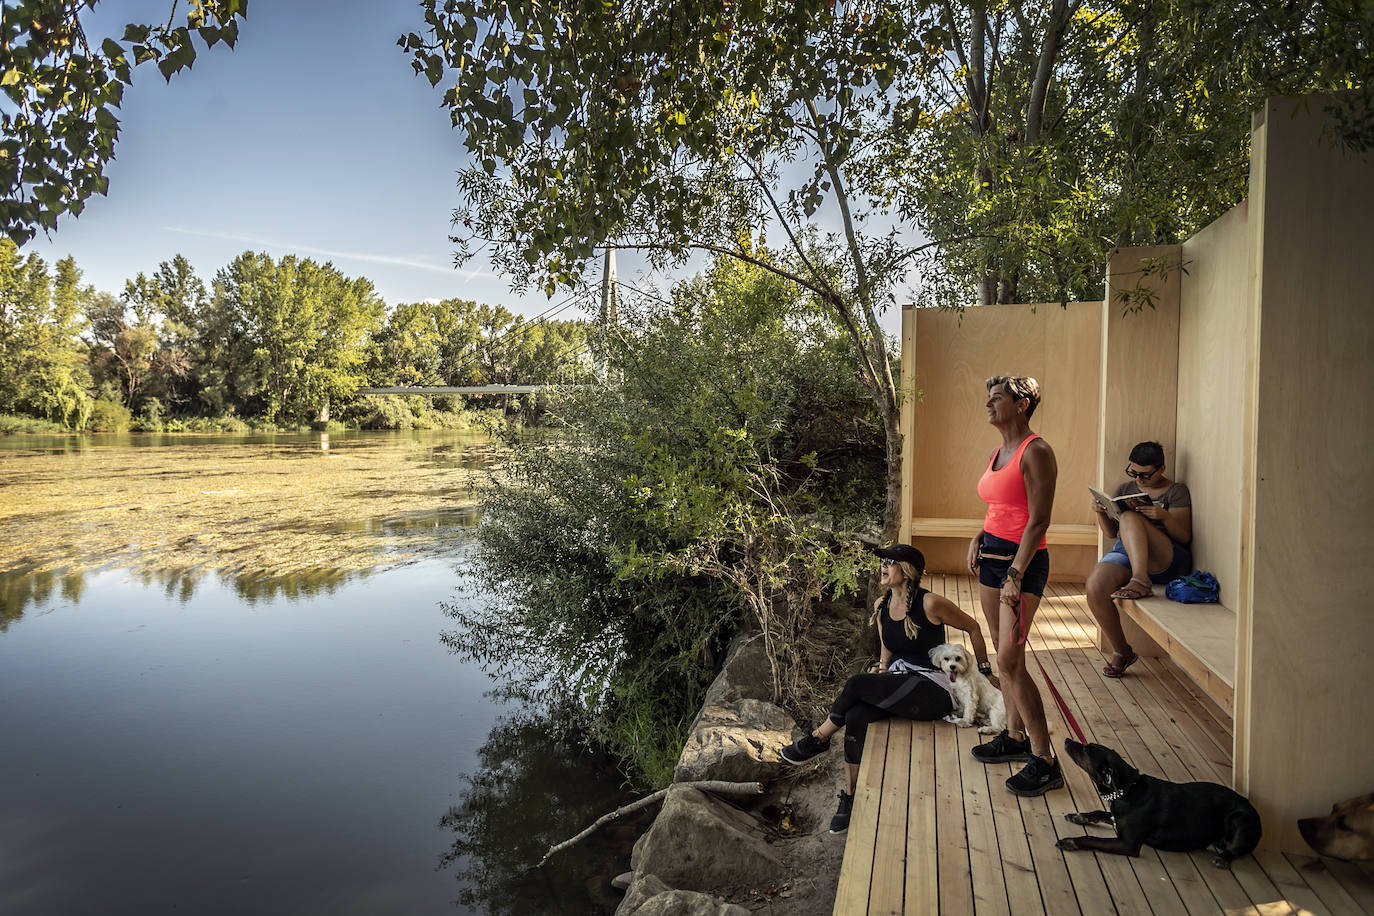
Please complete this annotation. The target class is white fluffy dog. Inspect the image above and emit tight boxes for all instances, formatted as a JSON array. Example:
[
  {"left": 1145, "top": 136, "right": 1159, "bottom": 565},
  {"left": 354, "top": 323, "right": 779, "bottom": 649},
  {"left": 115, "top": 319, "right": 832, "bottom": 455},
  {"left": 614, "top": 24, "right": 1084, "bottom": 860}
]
[{"left": 929, "top": 643, "right": 1006, "bottom": 734}]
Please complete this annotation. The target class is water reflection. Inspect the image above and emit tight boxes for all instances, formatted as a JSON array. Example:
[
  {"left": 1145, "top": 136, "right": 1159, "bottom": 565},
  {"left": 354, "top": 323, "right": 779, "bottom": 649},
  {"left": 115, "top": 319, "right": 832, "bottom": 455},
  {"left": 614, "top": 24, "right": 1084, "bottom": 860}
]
[
  {"left": 0, "top": 430, "right": 490, "bottom": 625},
  {"left": 439, "top": 703, "right": 649, "bottom": 915},
  {"left": 0, "top": 562, "right": 384, "bottom": 628},
  {"left": 0, "top": 564, "right": 86, "bottom": 631}
]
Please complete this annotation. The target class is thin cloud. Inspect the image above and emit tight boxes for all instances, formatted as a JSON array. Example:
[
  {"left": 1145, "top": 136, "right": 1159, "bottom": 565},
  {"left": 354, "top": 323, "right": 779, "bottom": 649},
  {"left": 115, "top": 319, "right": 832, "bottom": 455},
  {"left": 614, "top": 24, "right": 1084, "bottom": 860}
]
[{"left": 161, "top": 226, "right": 497, "bottom": 279}]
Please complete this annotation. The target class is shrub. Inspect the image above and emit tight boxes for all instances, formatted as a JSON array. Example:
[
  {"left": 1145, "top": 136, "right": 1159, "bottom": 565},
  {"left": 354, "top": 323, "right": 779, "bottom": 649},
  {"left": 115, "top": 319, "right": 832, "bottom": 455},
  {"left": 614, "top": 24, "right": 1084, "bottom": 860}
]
[
  {"left": 86, "top": 399, "right": 132, "bottom": 432},
  {"left": 0, "top": 413, "right": 68, "bottom": 434},
  {"left": 454, "top": 256, "right": 885, "bottom": 784}
]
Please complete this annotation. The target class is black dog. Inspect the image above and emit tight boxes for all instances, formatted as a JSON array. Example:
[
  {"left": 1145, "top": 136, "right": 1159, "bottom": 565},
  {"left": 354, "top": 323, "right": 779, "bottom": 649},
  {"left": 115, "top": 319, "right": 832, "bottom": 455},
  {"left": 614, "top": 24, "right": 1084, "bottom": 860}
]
[{"left": 1056, "top": 738, "right": 1262, "bottom": 868}]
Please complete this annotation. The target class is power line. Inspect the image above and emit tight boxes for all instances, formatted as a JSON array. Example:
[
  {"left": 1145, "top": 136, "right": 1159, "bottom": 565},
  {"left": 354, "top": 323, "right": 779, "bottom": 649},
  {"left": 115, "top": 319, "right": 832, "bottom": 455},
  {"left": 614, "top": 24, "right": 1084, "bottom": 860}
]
[{"left": 434, "top": 290, "right": 592, "bottom": 387}]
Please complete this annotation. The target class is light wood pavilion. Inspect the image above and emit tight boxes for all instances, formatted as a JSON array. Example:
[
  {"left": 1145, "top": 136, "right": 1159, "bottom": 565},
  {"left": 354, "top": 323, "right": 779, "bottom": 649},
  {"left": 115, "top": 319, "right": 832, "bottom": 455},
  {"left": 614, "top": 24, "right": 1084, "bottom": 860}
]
[{"left": 833, "top": 94, "right": 1374, "bottom": 913}]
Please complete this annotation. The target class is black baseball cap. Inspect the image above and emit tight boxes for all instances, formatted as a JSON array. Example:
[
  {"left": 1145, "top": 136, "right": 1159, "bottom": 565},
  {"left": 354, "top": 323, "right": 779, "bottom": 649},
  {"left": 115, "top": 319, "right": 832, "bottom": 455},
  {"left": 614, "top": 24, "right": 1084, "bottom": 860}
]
[{"left": 873, "top": 544, "right": 925, "bottom": 570}]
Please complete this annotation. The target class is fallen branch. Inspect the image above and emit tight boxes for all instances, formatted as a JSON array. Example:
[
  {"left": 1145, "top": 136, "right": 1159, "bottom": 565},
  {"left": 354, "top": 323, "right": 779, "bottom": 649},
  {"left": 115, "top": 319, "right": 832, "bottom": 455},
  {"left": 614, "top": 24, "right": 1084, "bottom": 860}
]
[{"left": 536, "top": 780, "right": 764, "bottom": 868}]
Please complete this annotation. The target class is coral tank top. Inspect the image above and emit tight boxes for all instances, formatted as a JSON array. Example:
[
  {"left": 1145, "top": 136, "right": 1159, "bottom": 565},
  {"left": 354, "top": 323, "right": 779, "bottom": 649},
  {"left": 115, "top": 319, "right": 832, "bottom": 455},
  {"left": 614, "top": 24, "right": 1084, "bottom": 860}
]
[{"left": 977, "top": 433, "right": 1047, "bottom": 548}]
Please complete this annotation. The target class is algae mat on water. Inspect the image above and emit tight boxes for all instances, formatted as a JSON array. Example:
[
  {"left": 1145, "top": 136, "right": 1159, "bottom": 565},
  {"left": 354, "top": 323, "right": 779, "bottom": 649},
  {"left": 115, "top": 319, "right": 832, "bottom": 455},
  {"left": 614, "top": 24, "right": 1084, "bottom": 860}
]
[{"left": 0, "top": 432, "right": 495, "bottom": 586}]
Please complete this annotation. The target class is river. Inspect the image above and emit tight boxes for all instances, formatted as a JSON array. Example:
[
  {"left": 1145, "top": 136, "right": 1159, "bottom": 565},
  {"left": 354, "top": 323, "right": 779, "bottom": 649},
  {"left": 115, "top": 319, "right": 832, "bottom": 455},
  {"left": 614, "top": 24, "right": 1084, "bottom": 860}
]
[{"left": 0, "top": 430, "right": 644, "bottom": 915}]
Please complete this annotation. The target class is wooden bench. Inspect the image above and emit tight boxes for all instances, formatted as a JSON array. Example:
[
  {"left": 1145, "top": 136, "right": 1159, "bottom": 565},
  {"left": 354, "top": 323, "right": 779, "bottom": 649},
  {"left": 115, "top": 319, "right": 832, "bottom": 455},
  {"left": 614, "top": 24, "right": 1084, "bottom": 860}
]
[
  {"left": 1112, "top": 595, "right": 1236, "bottom": 714},
  {"left": 908, "top": 517, "right": 1099, "bottom": 546}
]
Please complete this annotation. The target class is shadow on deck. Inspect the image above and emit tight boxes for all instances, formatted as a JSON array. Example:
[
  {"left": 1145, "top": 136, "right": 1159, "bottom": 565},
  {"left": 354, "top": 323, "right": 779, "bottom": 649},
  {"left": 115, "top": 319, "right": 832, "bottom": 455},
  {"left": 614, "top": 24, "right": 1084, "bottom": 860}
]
[{"left": 832, "top": 574, "right": 1374, "bottom": 915}]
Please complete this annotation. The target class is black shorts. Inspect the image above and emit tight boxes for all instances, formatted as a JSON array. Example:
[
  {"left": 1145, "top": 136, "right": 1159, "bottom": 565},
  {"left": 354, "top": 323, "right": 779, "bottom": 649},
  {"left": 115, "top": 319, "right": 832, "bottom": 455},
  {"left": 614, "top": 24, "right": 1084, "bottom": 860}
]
[{"left": 977, "top": 532, "right": 1050, "bottom": 596}]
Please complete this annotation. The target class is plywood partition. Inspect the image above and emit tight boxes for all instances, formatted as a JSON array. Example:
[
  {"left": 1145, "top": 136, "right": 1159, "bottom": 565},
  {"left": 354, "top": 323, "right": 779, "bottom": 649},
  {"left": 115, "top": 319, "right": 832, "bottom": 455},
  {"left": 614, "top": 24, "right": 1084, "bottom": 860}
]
[
  {"left": 1240, "top": 95, "right": 1374, "bottom": 853},
  {"left": 899, "top": 305, "right": 917, "bottom": 545},
  {"left": 904, "top": 301, "right": 1101, "bottom": 578},
  {"left": 895, "top": 92, "right": 1374, "bottom": 855},
  {"left": 1098, "top": 246, "right": 1181, "bottom": 529},
  {"left": 1178, "top": 204, "right": 1252, "bottom": 603}
]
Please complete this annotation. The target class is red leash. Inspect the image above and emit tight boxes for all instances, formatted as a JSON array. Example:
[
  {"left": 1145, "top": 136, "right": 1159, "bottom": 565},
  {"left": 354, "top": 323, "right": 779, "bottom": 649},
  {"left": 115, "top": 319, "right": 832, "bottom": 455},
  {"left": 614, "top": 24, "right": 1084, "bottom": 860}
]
[{"left": 1014, "top": 598, "right": 1088, "bottom": 745}]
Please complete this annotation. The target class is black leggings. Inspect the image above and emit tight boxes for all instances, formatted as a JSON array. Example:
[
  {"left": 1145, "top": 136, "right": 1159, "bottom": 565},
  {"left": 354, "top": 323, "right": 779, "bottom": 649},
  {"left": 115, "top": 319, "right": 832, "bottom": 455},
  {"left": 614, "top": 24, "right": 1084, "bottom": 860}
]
[{"left": 826, "top": 673, "right": 954, "bottom": 764}]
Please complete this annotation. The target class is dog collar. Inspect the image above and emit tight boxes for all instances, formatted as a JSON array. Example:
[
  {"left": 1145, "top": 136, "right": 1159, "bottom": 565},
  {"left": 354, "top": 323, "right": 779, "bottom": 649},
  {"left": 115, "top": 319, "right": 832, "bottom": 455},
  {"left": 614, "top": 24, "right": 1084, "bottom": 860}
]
[{"left": 1099, "top": 787, "right": 1128, "bottom": 803}]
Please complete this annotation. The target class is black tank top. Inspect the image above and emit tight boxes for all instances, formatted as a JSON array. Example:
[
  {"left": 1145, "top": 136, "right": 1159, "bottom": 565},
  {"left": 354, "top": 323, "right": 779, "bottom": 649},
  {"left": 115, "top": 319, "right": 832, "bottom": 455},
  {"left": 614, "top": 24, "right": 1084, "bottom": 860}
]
[{"left": 879, "top": 587, "right": 947, "bottom": 667}]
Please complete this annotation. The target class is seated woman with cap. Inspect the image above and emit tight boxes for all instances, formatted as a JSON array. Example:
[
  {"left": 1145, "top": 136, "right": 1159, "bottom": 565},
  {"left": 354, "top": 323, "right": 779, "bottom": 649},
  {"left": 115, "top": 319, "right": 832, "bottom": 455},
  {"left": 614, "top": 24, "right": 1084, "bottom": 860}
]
[{"left": 777, "top": 544, "right": 993, "bottom": 834}]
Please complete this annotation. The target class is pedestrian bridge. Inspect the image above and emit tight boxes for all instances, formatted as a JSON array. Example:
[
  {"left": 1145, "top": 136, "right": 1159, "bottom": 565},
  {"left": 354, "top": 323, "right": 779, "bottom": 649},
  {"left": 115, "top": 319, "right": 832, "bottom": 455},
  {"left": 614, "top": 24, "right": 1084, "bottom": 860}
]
[{"left": 355, "top": 385, "right": 550, "bottom": 395}]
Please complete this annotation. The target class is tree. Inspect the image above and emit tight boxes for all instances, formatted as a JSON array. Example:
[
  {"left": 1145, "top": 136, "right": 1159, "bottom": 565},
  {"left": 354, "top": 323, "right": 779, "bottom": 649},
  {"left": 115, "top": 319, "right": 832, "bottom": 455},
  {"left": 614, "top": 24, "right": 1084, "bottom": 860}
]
[
  {"left": 888, "top": 0, "right": 1373, "bottom": 307},
  {"left": 85, "top": 288, "right": 157, "bottom": 408},
  {"left": 406, "top": 0, "right": 934, "bottom": 540},
  {"left": 120, "top": 255, "right": 208, "bottom": 410},
  {"left": 1, "top": 0, "right": 248, "bottom": 245},
  {"left": 205, "top": 252, "right": 385, "bottom": 423},
  {"left": 406, "top": 0, "right": 1369, "bottom": 541},
  {"left": 0, "top": 240, "right": 90, "bottom": 425}
]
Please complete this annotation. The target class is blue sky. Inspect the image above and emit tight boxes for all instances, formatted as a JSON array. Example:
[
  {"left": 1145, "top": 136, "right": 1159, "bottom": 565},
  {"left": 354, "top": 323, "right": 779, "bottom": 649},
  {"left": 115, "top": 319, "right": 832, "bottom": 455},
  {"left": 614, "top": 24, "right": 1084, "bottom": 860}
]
[{"left": 20, "top": 1, "right": 905, "bottom": 338}]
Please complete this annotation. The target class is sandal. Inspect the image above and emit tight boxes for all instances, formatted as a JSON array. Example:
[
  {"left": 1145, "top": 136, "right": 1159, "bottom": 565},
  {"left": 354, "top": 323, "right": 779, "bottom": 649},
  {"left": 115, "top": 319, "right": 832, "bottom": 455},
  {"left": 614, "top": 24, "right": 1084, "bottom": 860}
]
[
  {"left": 1103, "top": 648, "right": 1139, "bottom": 678},
  {"left": 1111, "top": 577, "right": 1154, "bottom": 600}
]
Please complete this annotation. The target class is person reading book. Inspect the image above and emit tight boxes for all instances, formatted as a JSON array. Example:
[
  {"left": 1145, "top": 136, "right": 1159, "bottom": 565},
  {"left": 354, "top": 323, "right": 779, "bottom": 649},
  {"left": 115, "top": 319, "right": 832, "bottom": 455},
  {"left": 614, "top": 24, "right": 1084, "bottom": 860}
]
[{"left": 1085, "top": 441, "right": 1194, "bottom": 677}]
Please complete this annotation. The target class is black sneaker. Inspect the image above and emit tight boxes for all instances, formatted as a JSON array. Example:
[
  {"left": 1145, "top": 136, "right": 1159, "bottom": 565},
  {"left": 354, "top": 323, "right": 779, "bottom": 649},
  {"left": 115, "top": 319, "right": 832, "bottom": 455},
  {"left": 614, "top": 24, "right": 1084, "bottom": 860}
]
[
  {"left": 829, "top": 791, "right": 854, "bottom": 833},
  {"left": 779, "top": 733, "right": 831, "bottom": 764},
  {"left": 1006, "top": 755, "right": 1064, "bottom": 796},
  {"left": 970, "top": 730, "right": 1034, "bottom": 763}
]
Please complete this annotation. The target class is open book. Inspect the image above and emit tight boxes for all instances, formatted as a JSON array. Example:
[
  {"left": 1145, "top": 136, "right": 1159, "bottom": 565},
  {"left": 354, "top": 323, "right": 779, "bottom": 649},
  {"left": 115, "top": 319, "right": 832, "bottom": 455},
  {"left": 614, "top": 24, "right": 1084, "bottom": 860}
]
[{"left": 1089, "top": 486, "right": 1154, "bottom": 521}]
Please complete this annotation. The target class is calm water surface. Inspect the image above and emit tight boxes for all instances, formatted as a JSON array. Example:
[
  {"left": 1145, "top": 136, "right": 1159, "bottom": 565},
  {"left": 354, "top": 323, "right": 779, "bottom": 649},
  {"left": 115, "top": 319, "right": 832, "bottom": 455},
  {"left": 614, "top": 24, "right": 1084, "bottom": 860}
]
[{"left": 0, "top": 432, "right": 640, "bottom": 915}]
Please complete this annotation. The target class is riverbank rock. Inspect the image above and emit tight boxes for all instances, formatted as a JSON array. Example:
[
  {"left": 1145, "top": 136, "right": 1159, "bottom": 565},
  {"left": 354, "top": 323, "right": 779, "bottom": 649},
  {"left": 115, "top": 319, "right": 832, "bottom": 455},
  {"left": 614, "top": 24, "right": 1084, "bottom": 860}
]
[
  {"left": 674, "top": 698, "right": 795, "bottom": 784},
  {"left": 631, "top": 785, "right": 783, "bottom": 891},
  {"left": 675, "top": 632, "right": 796, "bottom": 784},
  {"left": 617, "top": 875, "right": 749, "bottom": 916},
  {"left": 696, "top": 632, "right": 774, "bottom": 714}
]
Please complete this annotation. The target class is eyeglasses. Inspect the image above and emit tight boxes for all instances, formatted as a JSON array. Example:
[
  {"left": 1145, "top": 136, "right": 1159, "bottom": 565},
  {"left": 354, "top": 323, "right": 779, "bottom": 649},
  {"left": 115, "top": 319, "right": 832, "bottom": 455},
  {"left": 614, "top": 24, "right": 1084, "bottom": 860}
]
[
  {"left": 880, "top": 558, "right": 894, "bottom": 568},
  {"left": 1124, "top": 466, "right": 1159, "bottom": 480}
]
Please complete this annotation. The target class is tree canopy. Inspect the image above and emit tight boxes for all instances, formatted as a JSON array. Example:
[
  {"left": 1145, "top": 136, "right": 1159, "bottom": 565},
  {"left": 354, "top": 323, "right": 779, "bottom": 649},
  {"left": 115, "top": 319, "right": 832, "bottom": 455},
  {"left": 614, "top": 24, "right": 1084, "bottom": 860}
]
[
  {"left": 0, "top": 241, "right": 592, "bottom": 430},
  {"left": 407, "top": 0, "right": 1369, "bottom": 538},
  {"left": 1, "top": 0, "right": 248, "bottom": 245}
]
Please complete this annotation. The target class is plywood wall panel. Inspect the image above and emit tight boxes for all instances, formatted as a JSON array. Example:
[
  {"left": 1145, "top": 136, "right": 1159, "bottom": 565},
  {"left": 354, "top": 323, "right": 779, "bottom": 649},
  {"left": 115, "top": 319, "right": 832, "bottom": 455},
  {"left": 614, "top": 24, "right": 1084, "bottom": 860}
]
[
  {"left": 1242, "top": 95, "right": 1374, "bottom": 853},
  {"left": 1178, "top": 202, "right": 1252, "bottom": 596},
  {"left": 908, "top": 302, "right": 1102, "bottom": 526},
  {"left": 1099, "top": 247, "right": 1181, "bottom": 541}
]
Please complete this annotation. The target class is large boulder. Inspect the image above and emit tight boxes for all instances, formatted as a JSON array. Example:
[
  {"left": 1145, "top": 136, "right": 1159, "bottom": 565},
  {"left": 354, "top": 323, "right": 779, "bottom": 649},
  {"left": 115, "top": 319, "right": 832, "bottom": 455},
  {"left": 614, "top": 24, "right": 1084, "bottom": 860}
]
[
  {"left": 630, "top": 785, "right": 783, "bottom": 892},
  {"left": 673, "top": 698, "right": 795, "bottom": 783},
  {"left": 697, "top": 633, "right": 774, "bottom": 716},
  {"left": 617, "top": 875, "right": 750, "bottom": 916}
]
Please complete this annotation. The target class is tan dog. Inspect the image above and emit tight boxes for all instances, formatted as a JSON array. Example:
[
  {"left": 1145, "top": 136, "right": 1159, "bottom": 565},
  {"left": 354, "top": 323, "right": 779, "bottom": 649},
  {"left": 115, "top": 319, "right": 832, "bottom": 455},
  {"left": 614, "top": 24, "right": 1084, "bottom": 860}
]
[{"left": 1299, "top": 792, "right": 1374, "bottom": 860}]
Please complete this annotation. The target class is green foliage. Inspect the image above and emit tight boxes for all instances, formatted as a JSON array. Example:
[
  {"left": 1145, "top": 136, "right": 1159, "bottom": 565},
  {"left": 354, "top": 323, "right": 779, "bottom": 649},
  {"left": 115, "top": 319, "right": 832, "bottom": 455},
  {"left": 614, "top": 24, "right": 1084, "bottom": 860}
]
[
  {"left": 0, "top": 244, "right": 591, "bottom": 431},
  {"left": 407, "top": 0, "right": 922, "bottom": 536},
  {"left": 455, "top": 257, "right": 883, "bottom": 784},
  {"left": 1, "top": 1, "right": 248, "bottom": 245},
  {"left": 0, "top": 412, "right": 66, "bottom": 433},
  {"left": 406, "top": 0, "right": 1368, "bottom": 329},
  {"left": 887, "top": 0, "right": 1371, "bottom": 307},
  {"left": 0, "top": 239, "right": 91, "bottom": 427},
  {"left": 85, "top": 397, "right": 130, "bottom": 431},
  {"left": 201, "top": 252, "right": 386, "bottom": 424},
  {"left": 365, "top": 297, "right": 589, "bottom": 389}
]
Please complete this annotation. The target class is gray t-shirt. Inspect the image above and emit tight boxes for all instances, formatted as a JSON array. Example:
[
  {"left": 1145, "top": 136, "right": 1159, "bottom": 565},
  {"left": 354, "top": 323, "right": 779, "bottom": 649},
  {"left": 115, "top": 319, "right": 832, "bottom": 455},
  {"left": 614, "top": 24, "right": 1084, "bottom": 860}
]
[{"left": 1113, "top": 479, "right": 1191, "bottom": 543}]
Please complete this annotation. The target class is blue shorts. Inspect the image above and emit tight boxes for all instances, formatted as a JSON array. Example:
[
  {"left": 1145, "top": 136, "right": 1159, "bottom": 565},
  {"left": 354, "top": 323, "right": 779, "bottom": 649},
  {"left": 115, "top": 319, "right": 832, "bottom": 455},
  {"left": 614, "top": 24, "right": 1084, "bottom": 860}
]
[
  {"left": 1100, "top": 539, "right": 1192, "bottom": 584},
  {"left": 977, "top": 532, "right": 1050, "bottom": 597}
]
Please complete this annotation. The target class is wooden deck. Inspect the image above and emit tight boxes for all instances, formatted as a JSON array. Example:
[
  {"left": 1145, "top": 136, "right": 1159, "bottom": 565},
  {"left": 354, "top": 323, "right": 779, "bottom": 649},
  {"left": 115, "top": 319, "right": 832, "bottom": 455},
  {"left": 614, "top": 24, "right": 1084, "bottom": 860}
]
[{"left": 833, "top": 575, "right": 1374, "bottom": 916}]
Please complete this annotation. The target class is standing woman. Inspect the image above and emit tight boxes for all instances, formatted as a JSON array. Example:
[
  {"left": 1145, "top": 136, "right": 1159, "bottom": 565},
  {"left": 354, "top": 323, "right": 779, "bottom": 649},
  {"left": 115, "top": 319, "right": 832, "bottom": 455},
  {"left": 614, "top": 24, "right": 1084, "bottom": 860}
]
[
  {"left": 965, "top": 375, "right": 1062, "bottom": 795},
  {"left": 778, "top": 544, "right": 994, "bottom": 833}
]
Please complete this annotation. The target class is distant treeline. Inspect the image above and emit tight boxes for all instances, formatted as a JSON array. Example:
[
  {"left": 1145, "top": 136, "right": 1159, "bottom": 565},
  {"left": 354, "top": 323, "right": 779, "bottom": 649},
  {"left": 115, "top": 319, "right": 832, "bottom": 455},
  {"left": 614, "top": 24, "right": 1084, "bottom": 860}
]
[{"left": 0, "top": 240, "right": 591, "bottom": 431}]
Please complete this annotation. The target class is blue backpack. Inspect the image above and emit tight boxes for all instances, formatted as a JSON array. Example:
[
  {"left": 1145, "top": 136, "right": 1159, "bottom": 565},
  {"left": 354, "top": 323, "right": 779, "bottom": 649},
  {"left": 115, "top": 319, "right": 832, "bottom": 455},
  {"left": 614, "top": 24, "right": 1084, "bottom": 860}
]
[{"left": 1166, "top": 571, "right": 1220, "bottom": 604}]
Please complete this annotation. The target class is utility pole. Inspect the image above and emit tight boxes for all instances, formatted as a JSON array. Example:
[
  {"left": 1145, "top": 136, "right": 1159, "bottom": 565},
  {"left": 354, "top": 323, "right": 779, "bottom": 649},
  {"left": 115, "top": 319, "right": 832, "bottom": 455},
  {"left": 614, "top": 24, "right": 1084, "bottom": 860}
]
[
  {"left": 599, "top": 245, "right": 619, "bottom": 328},
  {"left": 596, "top": 246, "right": 619, "bottom": 380}
]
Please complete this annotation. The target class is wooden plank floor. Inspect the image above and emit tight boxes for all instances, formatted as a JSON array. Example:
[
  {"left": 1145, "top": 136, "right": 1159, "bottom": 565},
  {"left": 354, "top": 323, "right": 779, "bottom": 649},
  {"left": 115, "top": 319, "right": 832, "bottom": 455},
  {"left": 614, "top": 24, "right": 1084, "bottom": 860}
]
[{"left": 832, "top": 575, "right": 1374, "bottom": 916}]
